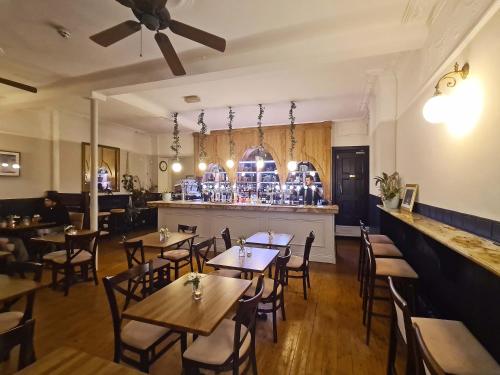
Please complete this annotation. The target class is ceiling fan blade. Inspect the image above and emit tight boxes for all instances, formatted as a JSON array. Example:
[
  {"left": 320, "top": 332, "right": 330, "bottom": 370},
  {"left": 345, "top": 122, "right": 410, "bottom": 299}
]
[
  {"left": 169, "top": 20, "right": 226, "bottom": 52},
  {"left": 115, "top": 0, "right": 135, "bottom": 8},
  {"left": 90, "top": 20, "right": 141, "bottom": 47},
  {"left": 155, "top": 32, "right": 186, "bottom": 76},
  {"left": 134, "top": 0, "right": 166, "bottom": 14},
  {"left": 0, "top": 77, "right": 37, "bottom": 93}
]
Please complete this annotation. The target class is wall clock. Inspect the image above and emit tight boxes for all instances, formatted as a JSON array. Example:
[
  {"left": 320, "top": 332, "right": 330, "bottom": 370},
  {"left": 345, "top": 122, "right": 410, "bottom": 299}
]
[{"left": 159, "top": 160, "right": 168, "bottom": 172}]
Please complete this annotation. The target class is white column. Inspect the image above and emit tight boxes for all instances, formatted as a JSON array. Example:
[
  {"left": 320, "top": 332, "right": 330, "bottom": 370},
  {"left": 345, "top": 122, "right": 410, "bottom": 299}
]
[
  {"left": 50, "top": 109, "right": 60, "bottom": 191},
  {"left": 90, "top": 98, "right": 99, "bottom": 232}
]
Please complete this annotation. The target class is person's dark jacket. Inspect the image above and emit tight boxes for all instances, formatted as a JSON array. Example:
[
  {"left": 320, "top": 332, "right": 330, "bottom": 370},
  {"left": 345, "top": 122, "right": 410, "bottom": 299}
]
[
  {"left": 41, "top": 204, "right": 71, "bottom": 226},
  {"left": 299, "top": 186, "right": 323, "bottom": 205}
]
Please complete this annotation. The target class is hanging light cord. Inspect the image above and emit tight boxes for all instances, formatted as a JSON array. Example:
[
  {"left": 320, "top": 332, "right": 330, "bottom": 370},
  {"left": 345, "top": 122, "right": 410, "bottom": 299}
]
[
  {"left": 228, "top": 107, "right": 235, "bottom": 159},
  {"left": 171, "top": 112, "right": 181, "bottom": 160},
  {"left": 289, "top": 101, "right": 297, "bottom": 159}
]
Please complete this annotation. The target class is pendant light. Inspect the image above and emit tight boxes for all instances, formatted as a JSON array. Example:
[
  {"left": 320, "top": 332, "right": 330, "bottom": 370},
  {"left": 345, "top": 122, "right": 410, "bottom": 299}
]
[
  {"left": 226, "top": 106, "right": 235, "bottom": 169},
  {"left": 256, "top": 104, "right": 265, "bottom": 170},
  {"left": 287, "top": 101, "right": 298, "bottom": 171},
  {"left": 171, "top": 112, "right": 182, "bottom": 173},
  {"left": 198, "top": 109, "right": 208, "bottom": 171}
]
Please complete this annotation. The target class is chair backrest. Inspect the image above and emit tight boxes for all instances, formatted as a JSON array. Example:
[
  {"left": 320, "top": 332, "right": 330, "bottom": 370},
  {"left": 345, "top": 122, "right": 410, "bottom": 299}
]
[
  {"left": 123, "top": 240, "right": 145, "bottom": 269},
  {"left": 413, "top": 323, "right": 446, "bottom": 375},
  {"left": 388, "top": 276, "right": 413, "bottom": 344},
  {"left": 220, "top": 227, "right": 232, "bottom": 250},
  {"left": 271, "top": 248, "right": 291, "bottom": 297},
  {"left": 69, "top": 211, "right": 84, "bottom": 230},
  {"left": 359, "top": 222, "right": 368, "bottom": 251},
  {"left": 178, "top": 224, "right": 197, "bottom": 234},
  {"left": 64, "top": 230, "right": 100, "bottom": 264},
  {"left": 302, "top": 231, "right": 315, "bottom": 264},
  {"left": 3, "top": 262, "right": 43, "bottom": 323},
  {"left": 232, "top": 275, "right": 264, "bottom": 369},
  {"left": 0, "top": 319, "right": 36, "bottom": 371},
  {"left": 192, "top": 237, "right": 216, "bottom": 273},
  {"left": 102, "top": 262, "right": 154, "bottom": 359},
  {"left": 363, "top": 233, "right": 376, "bottom": 280}
]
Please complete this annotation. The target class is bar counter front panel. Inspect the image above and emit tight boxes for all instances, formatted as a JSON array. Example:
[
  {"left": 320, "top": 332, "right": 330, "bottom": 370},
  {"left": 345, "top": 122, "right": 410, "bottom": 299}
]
[
  {"left": 379, "top": 207, "right": 500, "bottom": 361},
  {"left": 149, "top": 201, "right": 338, "bottom": 264}
]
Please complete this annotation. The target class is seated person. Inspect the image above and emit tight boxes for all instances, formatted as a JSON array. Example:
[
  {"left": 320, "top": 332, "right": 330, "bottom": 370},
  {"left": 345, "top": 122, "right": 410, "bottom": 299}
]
[
  {"left": 40, "top": 191, "right": 71, "bottom": 228},
  {"left": 0, "top": 237, "right": 29, "bottom": 262},
  {"left": 299, "top": 175, "right": 324, "bottom": 205}
]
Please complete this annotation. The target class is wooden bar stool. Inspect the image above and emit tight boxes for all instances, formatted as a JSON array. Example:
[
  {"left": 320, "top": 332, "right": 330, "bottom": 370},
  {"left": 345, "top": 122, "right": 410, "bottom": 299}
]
[
  {"left": 362, "top": 234, "right": 418, "bottom": 345},
  {"left": 359, "top": 224, "right": 403, "bottom": 297},
  {"left": 387, "top": 276, "right": 500, "bottom": 375}
]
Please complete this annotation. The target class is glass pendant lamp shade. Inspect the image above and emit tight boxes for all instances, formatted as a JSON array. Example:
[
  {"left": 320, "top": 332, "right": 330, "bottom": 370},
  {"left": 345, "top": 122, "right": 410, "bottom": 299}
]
[
  {"left": 198, "top": 161, "right": 207, "bottom": 171},
  {"left": 172, "top": 160, "right": 182, "bottom": 173},
  {"left": 255, "top": 157, "right": 265, "bottom": 170},
  {"left": 226, "top": 159, "right": 235, "bottom": 169},
  {"left": 287, "top": 160, "right": 298, "bottom": 172}
]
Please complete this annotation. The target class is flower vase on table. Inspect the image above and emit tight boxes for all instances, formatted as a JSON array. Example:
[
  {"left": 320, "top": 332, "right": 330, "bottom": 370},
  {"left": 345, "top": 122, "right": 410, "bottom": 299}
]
[
  {"left": 236, "top": 237, "right": 246, "bottom": 257},
  {"left": 159, "top": 227, "right": 170, "bottom": 243},
  {"left": 185, "top": 273, "right": 202, "bottom": 300}
]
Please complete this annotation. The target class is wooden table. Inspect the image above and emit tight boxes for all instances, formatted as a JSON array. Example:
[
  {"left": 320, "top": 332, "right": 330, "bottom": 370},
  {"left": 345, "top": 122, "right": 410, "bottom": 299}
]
[
  {"left": 0, "top": 250, "right": 11, "bottom": 259},
  {"left": 123, "top": 274, "right": 251, "bottom": 340},
  {"left": 0, "top": 222, "right": 56, "bottom": 234},
  {"left": 0, "top": 274, "right": 42, "bottom": 303},
  {"left": 31, "top": 230, "right": 95, "bottom": 246},
  {"left": 128, "top": 231, "right": 198, "bottom": 257},
  {"left": 15, "top": 346, "right": 143, "bottom": 374},
  {"left": 207, "top": 246, "right": 279, "bottom": 273},
  {"left": 245, "top": 232, "right": 294, "bottom": 248}
]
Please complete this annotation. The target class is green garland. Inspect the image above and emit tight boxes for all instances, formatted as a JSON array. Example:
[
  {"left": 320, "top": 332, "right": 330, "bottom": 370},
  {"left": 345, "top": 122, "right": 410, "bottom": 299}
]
[
  {"left": 170, "top": 112, "right": 181, "bottom": 159},
  {"left": 227, "top": 106, "right": 235, "bottom": 159},
  {"left": 198, "top": 109, "right": 207, "bottom": 160},
  {"left": 257, "top": 104, "right": 264, "bottom": 151},
  {"left": 289, "top": 101, "right": 297, "bottom": 159}
]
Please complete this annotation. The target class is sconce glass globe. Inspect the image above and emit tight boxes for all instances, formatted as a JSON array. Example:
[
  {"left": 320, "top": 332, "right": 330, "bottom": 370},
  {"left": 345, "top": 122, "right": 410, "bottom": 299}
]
[
  {"left": 198, "top": 161, "right": 207, "bottom": 171},
  {"left": 287, "top": 160, "right": 298, "bottom": 172},
  {"left": 172, "top": 161, "right": 182, "bottom": 173},
  {"left": 422, "top": 94, "right": 451, "bottom": 124},
  {"left": 226, "top": 159, "right": 235, "bottom": 169},
  {"left": 255, "top": 157, "right": 265, "bottom": 170}
]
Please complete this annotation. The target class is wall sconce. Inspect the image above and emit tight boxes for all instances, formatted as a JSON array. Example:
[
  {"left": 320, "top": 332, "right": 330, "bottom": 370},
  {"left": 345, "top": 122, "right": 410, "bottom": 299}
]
[{"left": 422, "top": 62, "right": 469, "bottom": 124}]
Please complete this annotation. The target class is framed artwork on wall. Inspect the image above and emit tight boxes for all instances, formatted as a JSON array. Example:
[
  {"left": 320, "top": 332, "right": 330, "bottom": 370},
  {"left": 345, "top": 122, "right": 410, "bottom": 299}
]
[
  {"left": 81, "top": 143, "right": 120, "bottom": 192},
  {"left": 0, "top": 150, "right": 21, "bottom": 177},
  {"left": 401, "top": 184, "right": 418, "bottom": 212}
]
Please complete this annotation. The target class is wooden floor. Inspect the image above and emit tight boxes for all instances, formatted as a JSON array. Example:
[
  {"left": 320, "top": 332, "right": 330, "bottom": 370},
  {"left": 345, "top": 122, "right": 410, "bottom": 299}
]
[{"left": 1, "top": 233, "right": 401, "bottom": 375}]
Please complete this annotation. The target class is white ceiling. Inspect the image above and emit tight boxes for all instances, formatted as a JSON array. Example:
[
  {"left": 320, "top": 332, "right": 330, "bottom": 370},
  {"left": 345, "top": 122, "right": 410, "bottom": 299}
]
[{"left": 0, "top": 0, "right": 443, "bottom": 132}]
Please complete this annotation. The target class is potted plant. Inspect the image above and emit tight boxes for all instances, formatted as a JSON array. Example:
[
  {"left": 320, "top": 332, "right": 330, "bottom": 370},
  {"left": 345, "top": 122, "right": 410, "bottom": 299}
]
[{"left": 374, "top": 172, "right": 402, "bottom": 209}]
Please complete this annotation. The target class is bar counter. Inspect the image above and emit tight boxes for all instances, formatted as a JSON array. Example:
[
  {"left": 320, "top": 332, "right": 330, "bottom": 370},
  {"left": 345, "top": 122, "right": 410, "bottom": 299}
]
[{"left": 148, "top": 200, "right": 339, "bottom": 263}]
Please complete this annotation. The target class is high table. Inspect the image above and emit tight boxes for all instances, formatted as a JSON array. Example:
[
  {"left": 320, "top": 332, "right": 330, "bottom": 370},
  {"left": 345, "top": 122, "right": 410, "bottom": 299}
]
[
  {"left": 378, "top": 205, "right": 500, "bottom": 361},
  {"left": 122, "top": 274, "right": 251, "bottom": 352},
  {"left": 15, "top": 346, "right": 144, "bottom": 374},
  {"left": 148, "top": 200, "right": 338, "bottom": 263}
]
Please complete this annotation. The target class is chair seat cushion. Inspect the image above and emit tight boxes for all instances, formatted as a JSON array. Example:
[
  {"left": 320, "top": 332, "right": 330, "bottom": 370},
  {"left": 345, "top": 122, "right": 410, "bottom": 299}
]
[
  {"left": 286, "top": 255, "right": 304, "bottom": 270},
  {"left": 0, "top": 311, "right": 23, "bottom": 333},
  {"left": 183, "top": 319, "right": 251, "bottom": 366},
  {"left": 42, "top": 250, "right": 67, "bottom": 261},
  {"left": 411, "top": 318, "right": 500, "bottom": 374},
  {"left": 372, "top": 243, "right": 403, "bottom": 258},
  {"left": 376, "top": 258, "right": 418, "bottom": 279},
  {"left": 210, "top": 269, "right": 242, "bottom": 279},
  {"left": 159, "top": 249, "right": 190, "bottom": 261},
  {"left": 51, "top": 250, "right": 92, "bottom": 264},
  {"left": 244, "top": 276, "right": 281, "bottom": 299},
  {"left": 121, "top": 320, "right": 170, "bottom": 350},
  {"left": 368, "top": 234, "right": 393, "bottom": 244}
]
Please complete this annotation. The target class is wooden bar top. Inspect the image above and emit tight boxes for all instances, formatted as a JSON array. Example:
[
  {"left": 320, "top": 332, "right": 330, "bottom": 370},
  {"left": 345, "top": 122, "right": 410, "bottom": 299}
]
[
  {"left": 148, "top": 200, "right": 339, "bottom": 214},
  {"left": 378, "top": 205, "right": 500, "bottom": 276}
]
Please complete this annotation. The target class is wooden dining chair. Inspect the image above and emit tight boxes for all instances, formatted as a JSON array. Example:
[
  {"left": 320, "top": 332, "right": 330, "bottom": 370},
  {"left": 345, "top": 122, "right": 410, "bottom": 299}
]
[
  {"left": 221, "top": 227, "right": 232, "bottom": 250},
  {"left": 124, "top": 240, "right": 170, "bottom": 292},
  {"left": 69, "top": 212, "right": 84, "bottom": 230},
  {"left": 46, "top": 231, "right": 100, "bottom": 296},
  {"left": 413, "top": 323, "right": 446, "bottom": 375},
  {"left": 102, "top": 261, "right": 180, "bottom": 373},
  {"left": 245, "top": 248, "right": 291, "bottom": 343},
  {"left": 183, "top": 276, "right": 264, "bottom": 375},
  {"left": 159, "top": 224, "right": 197, "bottom": 280},
  {"left": 285, "top": 231, "right": 315, "bottom": 300},
  {"left": 362, "top": 234, "right": 418, "bottom": 345},
  {"left": 192, "top": 237, "right": 241, "bottom": 278},
  {"left": 0, "top": 319, "right": 35, "bottom": 371},
  {"left": 0, "top": 262, "right": 42, "bottom": 334}
]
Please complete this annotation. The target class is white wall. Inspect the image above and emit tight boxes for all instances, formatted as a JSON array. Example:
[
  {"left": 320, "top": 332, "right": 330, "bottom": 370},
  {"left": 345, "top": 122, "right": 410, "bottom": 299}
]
[{"left": 331, "top": 119, "right": 369, "bottom": 147}]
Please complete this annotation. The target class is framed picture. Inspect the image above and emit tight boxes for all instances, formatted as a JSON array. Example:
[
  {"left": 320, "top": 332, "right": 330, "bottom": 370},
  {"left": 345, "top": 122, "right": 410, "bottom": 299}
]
[
  {"left": 0, "top": 150, "right": 21, "bottom": 177},
  {"left": 81, "top": 143, "right": 120, "bottom": 192},
  {"left": 401, "top": 184, "right": 418, "bottom": 212}
]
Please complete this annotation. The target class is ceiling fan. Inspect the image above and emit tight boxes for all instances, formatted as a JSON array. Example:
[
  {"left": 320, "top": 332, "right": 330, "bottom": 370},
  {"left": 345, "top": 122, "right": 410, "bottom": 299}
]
[
  {"left": 0, "top": 77, "right": 37, "bottom": 93},
  {"left": 90, "top": 0, "right": 226, "bottom": 76}
]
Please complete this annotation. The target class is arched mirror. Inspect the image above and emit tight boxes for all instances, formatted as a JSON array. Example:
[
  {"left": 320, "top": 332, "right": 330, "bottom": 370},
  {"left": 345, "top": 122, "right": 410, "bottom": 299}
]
[
  {"left": 236, "top": 147, "right": 280, "bottom": 203},
  {"left": 201, "top": 163, "right": 231, "bottom": 201},
  {"left": 285, "top": 161, "right": 323, "bottom": 196}
]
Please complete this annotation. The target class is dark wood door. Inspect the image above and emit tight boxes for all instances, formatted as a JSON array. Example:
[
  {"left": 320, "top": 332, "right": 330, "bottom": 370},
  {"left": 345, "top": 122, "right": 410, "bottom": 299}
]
[{"left": 333, "top": 146, "right": 369, "bottom": 226}]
